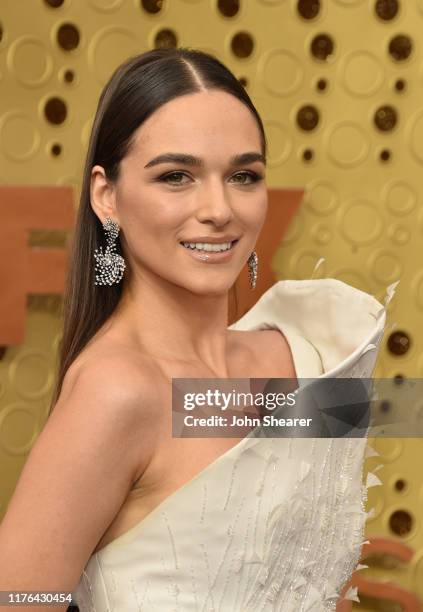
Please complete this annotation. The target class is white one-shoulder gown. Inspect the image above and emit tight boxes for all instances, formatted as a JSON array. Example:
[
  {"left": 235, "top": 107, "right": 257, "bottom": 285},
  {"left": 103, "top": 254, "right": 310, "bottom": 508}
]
[{"left": 72, "top": 278, "right": 392, "bottom": 612}]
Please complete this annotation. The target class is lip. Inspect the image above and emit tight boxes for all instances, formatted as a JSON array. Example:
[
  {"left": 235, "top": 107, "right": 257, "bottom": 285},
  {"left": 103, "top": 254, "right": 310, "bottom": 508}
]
[
  {"left": 180, "top": 239, "right": 239, "bottom": 263},
  {"left": 180, "top": 235, "right": 240, "bottom": 244}
]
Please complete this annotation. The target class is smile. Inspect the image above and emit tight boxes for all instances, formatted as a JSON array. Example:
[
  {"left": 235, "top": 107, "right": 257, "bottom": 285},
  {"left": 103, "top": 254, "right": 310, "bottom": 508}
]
[
  {"left": 181, "top": 240, "right": 236, "bottom": 252},
  {"left": 179, "top": 239, "right": 239, "bottom": 262}
]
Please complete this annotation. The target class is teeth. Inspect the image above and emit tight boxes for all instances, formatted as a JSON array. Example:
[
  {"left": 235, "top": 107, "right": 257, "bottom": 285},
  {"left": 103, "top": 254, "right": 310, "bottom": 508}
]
[{"left": 181, "top": 241, "right": 233, "bottom": 252}]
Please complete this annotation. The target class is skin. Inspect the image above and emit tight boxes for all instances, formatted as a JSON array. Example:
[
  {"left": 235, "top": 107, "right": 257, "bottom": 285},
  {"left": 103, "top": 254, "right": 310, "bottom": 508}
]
[
  {"left": 85, "top": 89, "right": 296, "bottom": 551},
  {"left": 90, "top": 89, "right": 268, "bottom": 377},
  {"left": 0, "top": 90, "right": 297, "bottom": 599}
]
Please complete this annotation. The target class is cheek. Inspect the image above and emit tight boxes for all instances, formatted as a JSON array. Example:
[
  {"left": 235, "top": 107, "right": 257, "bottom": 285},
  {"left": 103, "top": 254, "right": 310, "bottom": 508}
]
[
  {"left": 234, "top": 192, "right": 268, "bottom": 231},
  {"left": 118, "top": 187, "right": 186, "bottom": 252}
]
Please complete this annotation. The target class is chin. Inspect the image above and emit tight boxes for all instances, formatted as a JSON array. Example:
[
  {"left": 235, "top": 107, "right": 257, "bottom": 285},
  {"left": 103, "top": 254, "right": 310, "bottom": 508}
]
[{"left": 181, "top": 276, "right": 234, "bottom": 296}]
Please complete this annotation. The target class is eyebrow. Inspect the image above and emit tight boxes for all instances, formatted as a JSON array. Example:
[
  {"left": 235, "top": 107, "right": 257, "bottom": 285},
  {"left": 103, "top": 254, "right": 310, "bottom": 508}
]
[{"left": 144, "top": 151, "right": 266, "bottom": 169}]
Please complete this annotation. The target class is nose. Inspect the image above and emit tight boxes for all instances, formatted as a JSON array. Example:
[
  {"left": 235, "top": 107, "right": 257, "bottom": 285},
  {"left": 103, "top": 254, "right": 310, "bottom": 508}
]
[{"left": 195, "top": 178, "right": 234, "bottom": 227}]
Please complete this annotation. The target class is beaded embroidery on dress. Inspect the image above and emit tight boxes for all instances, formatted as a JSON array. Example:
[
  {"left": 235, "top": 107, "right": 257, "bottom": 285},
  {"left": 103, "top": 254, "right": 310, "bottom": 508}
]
[{"left": 72, "top": 278, "right": 395, "bottom": 612}]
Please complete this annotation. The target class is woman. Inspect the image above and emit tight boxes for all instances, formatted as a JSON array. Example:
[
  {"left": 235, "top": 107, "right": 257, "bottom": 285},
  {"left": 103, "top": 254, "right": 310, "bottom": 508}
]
[{"left": 0, "top": 48, "right": 390, "bottom": 611}]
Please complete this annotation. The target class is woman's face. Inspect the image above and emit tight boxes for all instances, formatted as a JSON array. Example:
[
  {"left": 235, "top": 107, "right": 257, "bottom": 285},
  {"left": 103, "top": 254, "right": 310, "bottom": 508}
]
[{"left": 95, "top": 89, "right": 267, "bottom": 295}]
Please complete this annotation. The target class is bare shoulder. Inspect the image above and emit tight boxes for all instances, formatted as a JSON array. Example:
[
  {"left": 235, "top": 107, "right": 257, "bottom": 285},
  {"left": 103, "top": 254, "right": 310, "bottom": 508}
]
[
  {"left": 0, "top": 345, "right": 162, "bottom": 596},
  {"left": 57, "top": 343, "right": 161, "bottom": 417}
]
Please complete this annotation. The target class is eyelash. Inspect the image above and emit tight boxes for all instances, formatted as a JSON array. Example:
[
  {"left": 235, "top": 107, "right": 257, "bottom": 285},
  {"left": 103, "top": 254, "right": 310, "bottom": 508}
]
[{"left": 157, "top": 170, "right": 264, "bottom": 187}]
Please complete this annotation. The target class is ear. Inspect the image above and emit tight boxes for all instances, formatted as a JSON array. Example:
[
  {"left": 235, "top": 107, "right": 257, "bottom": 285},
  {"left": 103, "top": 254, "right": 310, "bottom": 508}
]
[{"left": 90, "top": 165, "right": 119, "bottom": 225}]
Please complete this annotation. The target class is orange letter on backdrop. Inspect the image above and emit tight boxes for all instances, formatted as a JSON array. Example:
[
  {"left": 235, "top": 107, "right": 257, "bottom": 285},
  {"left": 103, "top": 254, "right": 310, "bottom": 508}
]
[
  {"left": 336, "top": 537, "right": 421, "bottom": 611},
  {"left": 0, "top": 185, "right": 74, "bottom": 346}
]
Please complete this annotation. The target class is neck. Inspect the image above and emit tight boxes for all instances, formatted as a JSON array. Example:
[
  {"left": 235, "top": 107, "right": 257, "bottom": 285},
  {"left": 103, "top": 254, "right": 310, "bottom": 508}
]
[{"left": 111, "top": 272, "right": 234, "bottom": 377}]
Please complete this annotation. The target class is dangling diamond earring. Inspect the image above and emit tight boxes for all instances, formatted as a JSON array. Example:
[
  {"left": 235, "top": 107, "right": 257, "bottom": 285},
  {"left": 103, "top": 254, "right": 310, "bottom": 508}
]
[
  {"left": 247, "top": 251, "right": 258, "bottom": 290},
  {"left": 94, "top": 217, "right": 126, "bottom": 286}
]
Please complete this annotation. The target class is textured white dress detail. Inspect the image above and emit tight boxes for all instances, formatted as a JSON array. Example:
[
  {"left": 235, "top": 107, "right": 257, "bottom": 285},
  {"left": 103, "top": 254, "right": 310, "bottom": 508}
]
[{"left": 72, "top": 278, "right": 393, "bottom": 612}]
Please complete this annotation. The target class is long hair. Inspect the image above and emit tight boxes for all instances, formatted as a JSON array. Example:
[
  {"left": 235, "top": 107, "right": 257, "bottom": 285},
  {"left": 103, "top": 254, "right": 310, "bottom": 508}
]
[{"left": 49, "top": 47, "right": 268, "bottom": 414}]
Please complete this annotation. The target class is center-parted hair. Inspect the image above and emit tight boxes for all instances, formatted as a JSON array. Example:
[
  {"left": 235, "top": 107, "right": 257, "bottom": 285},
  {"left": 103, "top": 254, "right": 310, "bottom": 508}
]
[{"left": 50, "top": 47, "right": 268, "bottom": 413}]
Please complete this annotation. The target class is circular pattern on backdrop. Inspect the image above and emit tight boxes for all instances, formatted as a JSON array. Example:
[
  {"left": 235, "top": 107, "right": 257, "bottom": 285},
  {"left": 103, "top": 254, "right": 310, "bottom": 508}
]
[
  {"left": 0, "top": 111, "right": 41, "bottom": 161},
  {"left": 262, "top": 120, "right": 292, "bottom": 166},
  {"left": 9, "top": 351, "right": 53, "bottom": 400},
  {"left": 310, "top": 223, "right": 332, "bottom": 245},
  {"left": 291, "top": 249, "right": 327, "bottom": 278},
  {"left": 7, "top": 36, "right": 53, "bottom": 87},
  {"left": 406, "top": 108, "right": 423, "bottom": 164},
  {"left": 325, "top": 121, "right": 370, "bottom": 167},
  {"left": 388, "top": 223, "right": 410, "bottom": 246},
  {"left": 0, "top": 403, "right": 39, "bottom": 456},
  {"left": 340, "top": 50, "right": 384, "bottom": 97},
  {"left": 382, "top": 179, "right": 417, "bottom": 217},
  {"left": 339, "top": 199, "right": 383, "bottom": 246},
  {"left": 369, "top": 249, "right": 402, "bottom": 285},
  {"left": 304, "top": 180, "right": 339, "bottom": 216},
  {"left": 259, "top": 49, "right": 304, "bottom": 96},
  {"left": 88, "top": 26, "right": 140, "bottom": 85},
  {"left": 371, "top": 437, "right": 403, "bottom": 462}
]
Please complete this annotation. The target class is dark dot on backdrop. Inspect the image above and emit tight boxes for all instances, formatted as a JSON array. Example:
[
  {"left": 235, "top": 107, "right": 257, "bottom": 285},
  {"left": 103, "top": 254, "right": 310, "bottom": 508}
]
[
  {"left": 297, "top": 105, "right": 320, "bottom": 131},
  {"left": 51, "top": 143, "right": 62, "bottom": 157},
  {"left": 44, "top": 97, "right": 67, "bottom": 125},
  {"left": 44, "top": 0, "right": 65, "bottom": 7},
  {"left": 303, "top": 149, "right": 314, "bottom": 162},
  {"left": 316, "top": 78, "right": 327, "bottom": 91},
  {"left": 141, "top": 0, "right": 163, "bottom": 13},
  {"left": 374, "top": 105, "right": 398, "bottom": 132},
  {"left": 394, "top": 78, "right": 406, "bottom": 92},
  {"left": 394, "top": 479, "right": 407, "bottom": 492},
  {"left": 388, "top": 34, "right": 413, "bottom": 61},
  {"left": 218, "top": 0, "right": 240, "bottom": 17},
  {"left": 57, "top": 23, "right": 80, "bottom": 51},
  {"left": 63, "top": 69, "right": 75, "bottom": 83},
  {"left": 387, "top": 330, "right": 411, "bottom": 355},
  {"left": 375, "top": 0, "right": 399, "bottom": 20},
  {"left": 231, "top": 31, "right": 254, "bottom": 58},
  {"left": 297, "top": 0, "right": 320, "bottom": 20},
  {"left": 389, "top": 509, "right": 413, "bottom": 537},
  {"left": 393, "top": 373, "right": 405, "bottom": 385},
  {"left": 380, "top": 149, "right": 391, "bottom": 162},
  {"left": 154, "top": 29, "right": 177, "bottom": 49},
  {"left": 311, "top": 34, "right": 334, "bottom": 61}
]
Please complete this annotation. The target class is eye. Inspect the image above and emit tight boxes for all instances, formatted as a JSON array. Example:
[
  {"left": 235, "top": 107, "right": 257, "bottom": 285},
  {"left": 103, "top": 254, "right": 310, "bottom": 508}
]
[
  {"left": 156, "top": 169, "right": 264, "bottom": 187},
  {"left": 157, "top": 171, "right": 190, "bottom": 186},
  {"left": 231, "top": 171, "right": 264, "bottom": 185}
]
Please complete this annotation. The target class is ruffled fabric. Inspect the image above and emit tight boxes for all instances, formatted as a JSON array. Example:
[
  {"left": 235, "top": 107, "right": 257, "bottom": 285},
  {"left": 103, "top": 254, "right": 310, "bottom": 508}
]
[{"left": 72, "top": 278, "right": 396, "bottom": 611}]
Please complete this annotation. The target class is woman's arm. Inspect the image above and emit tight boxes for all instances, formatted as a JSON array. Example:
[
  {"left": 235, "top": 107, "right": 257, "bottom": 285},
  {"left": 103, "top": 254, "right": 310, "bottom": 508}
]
[{"left": 0, "top": 357, "right": 154, "bottom": 611}]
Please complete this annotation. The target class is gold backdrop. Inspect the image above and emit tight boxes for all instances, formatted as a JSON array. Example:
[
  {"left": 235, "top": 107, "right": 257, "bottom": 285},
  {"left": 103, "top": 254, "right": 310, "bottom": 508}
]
[{"left": 0, "top": 0, "right": 422, "bottom": 608}]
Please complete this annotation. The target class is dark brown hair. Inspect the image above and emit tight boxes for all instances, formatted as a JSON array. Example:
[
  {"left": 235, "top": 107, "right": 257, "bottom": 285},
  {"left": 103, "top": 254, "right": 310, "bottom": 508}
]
[{"left": 49, "top": 47, "right": 268, "bottom": 414}]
